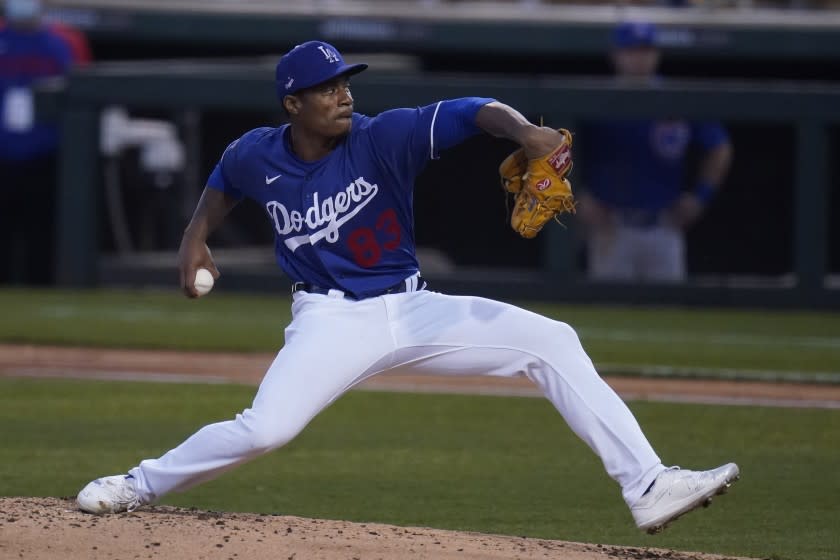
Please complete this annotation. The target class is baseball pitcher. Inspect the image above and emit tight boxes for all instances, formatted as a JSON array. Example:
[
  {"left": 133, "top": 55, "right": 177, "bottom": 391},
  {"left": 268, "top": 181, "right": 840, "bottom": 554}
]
[{"left": 77, "top": 41, "right": 738, "bottom": 534}]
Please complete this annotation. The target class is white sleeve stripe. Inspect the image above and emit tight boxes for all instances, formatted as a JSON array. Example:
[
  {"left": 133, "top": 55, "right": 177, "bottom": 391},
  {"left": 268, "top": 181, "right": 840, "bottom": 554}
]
[{"left": 429, "top": 101, "right": 443, "bottom": 160}]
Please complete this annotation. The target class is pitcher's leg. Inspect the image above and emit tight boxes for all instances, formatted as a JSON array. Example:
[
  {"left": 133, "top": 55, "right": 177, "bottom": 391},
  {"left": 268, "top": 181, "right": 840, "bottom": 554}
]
[
  {"left": 128, "top": 353, "right": 323, "bottom": 502},
  {"left": 516, "top": 326, "right": 664, "bottom": 506},
  {"left": 129, "top": 295, "right": 394, "bottom": 503},
  {"left": 389, "top": 292, "right": 664, "bottom": 506}
]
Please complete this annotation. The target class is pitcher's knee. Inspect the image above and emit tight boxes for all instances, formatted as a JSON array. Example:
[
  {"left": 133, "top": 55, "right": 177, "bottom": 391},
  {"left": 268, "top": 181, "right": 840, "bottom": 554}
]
[
  {"left": 538, "top": 320, "right": 590, "bottom": 365},
  {"left": 239, "top": 411, "right": 305, "bottom": 453},
  {"left": 537, "top": 319, "right": 583, "bottom": 349}
]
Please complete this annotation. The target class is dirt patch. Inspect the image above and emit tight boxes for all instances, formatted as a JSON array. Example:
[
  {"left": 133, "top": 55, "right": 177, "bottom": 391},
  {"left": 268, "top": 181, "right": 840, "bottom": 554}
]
[{"left": 0, "top": 497, "right": 752, "bottom": 560}]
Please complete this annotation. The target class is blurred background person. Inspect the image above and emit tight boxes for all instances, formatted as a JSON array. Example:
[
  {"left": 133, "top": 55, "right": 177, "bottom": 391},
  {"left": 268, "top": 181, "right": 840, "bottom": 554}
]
[
  {"left": 577, "top": 21, "right": 734, "bottom": 284},
  {"left": 0, "top": 0, "right": 87, "bottom": 284},
  {"left": 48, "top": 13, "right": 92, "bottom": 68}
]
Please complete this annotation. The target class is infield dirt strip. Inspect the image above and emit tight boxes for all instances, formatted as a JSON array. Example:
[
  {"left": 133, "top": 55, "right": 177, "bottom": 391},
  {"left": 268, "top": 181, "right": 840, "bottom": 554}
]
[
  {"left": 1, "top": 344, "right": 838, "bottom": 408},
  {"left": 1, "top": 344, "right": 828, "bottom": 560}
]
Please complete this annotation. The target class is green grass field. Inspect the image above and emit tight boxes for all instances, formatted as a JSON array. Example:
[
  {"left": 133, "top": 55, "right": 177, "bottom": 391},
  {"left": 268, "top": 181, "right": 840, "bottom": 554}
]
[
  {"left": 1, "top": 377, "right": 838, "bottom": 560},
  {"left": 2, "top": 287, "right": 839, "bottom": 559},
  {"left": 2, "top": 287, "right": 839, "bottom": 379}
]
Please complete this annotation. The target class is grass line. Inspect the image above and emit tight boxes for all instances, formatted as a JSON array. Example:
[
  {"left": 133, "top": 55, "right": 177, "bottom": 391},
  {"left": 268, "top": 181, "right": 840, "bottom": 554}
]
[
  {"left": 599, "top": 364, "right": 840, "bottom": 385},
  {"left": 578, "top": 326, "right": 840, "bottom": 349}
]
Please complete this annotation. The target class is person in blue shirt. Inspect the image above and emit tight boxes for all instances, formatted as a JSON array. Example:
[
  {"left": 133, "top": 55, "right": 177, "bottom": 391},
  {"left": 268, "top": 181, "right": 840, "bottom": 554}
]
[
  {"left": 0, "top": 0, "right": 74, "bottom": 284},
  {"left": 76, "top": 41, "right": 739, "bottom": 533},
  {"left": 578, "top": 21, "right": 733, "bottom": 283}
]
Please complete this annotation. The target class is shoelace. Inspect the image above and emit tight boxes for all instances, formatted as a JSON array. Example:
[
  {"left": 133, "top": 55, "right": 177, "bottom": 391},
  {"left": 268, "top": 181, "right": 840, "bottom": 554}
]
[
  {"left": 112, "top": 478, "right": 142, "bottom": 512},
  {"left": 644, "top": 466, "right": 683, "bottom": 497},
  {"left": 667, "top": 466, "right": 719, "bottom": 494},
  {"left": 125, "top": 499, "right": 142, "bottom": 513}
]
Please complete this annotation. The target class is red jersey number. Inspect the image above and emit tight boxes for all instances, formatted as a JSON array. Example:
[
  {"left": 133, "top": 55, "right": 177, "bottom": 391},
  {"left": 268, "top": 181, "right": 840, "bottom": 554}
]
[{"left": 347, "top": 208, "right": 402, "bottom": 267}]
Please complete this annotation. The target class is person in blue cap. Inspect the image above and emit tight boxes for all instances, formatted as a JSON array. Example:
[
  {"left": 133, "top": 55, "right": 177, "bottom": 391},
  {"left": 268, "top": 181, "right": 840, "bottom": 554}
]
[
  {"left": 76, "top": 40, "right": 739, "bottom": 533},
  {"left": 577, "top": 21, "right": 733, "bottom": 283}
]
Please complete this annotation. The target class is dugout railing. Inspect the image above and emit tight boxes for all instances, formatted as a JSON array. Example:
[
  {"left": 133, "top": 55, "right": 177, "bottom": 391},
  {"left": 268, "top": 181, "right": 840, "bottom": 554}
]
[
  {"left": 44, "top": 0, "right": 840, "bottom": 61},
  {"left": 37, "top": 62, "right": 840, "bottom": 308}
]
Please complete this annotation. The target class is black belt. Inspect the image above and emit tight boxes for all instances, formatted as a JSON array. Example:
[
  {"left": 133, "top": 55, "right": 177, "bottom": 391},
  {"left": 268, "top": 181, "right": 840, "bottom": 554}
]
[
  {"left": 618, "top": 209, "right": 662, "bottom": 228},
  {"left": 291, "top": 275, "right": 427, "bottom": 300}
]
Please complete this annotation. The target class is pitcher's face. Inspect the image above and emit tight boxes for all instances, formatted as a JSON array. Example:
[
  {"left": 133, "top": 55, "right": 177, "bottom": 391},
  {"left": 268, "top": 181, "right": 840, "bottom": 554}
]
[{"left": 288, "top": 75, "right": 355, "bottom": 139}]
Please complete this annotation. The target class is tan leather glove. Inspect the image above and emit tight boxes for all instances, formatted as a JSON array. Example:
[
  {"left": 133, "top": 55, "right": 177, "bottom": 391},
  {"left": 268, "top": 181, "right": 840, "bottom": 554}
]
[{"left": 499, "top": 128, "right": 575, "bottom": 238}]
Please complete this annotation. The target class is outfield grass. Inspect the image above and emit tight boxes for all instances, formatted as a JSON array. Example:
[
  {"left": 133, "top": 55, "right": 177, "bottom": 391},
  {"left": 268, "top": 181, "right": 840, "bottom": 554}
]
[
  {"left": 1, "top": 377, "right": 837, "bottom": 560},
  {"left": 2, "top": 288, "right": 839, "bottom": 379}
]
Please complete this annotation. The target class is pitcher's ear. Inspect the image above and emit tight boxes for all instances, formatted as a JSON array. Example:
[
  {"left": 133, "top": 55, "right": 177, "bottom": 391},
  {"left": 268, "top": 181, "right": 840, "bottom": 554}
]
[{"left": 283, "top": 95, "right": 301, "bottom": 116}]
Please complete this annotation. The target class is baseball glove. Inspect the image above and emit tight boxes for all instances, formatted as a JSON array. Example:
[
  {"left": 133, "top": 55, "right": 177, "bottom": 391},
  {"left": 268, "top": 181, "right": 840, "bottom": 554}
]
[{"left": 499, "top": 128, "right": 575, "bottom": 238}]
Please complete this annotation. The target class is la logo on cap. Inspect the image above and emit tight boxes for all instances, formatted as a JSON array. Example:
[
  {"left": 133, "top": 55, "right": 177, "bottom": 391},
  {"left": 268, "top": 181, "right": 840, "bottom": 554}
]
[
  {"left": 274, "top": 40, "right": 367, "bottom": 98},
  {"left": 317, "top": 45, "right": 340, "bottom": 64}
]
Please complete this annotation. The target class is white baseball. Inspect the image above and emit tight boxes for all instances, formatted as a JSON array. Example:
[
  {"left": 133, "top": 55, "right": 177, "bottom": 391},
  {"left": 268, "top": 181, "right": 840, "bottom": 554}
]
[{"left": 194, "top": 268, "right": 215, "bottom": 296}]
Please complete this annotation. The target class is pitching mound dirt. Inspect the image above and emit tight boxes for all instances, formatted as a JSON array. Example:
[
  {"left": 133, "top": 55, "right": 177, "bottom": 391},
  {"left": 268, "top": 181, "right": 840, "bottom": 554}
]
[{"left": 0, "top": 497, "right": 753, "bottom": 560}]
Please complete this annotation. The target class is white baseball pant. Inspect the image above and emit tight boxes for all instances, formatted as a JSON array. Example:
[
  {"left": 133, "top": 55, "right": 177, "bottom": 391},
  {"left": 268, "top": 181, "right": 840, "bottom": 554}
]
[{"left": 129, "top": 290, "right": 665, "bottom": 508}]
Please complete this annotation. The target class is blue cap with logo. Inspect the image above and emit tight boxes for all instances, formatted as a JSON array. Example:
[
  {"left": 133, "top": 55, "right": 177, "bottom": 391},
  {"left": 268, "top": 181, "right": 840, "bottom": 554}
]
[
  {"left": 612, "top": 21, "right": 658, "bottom": 48},
  {"left": 275, "top": 41, "right": 368, "bottom": 99}
]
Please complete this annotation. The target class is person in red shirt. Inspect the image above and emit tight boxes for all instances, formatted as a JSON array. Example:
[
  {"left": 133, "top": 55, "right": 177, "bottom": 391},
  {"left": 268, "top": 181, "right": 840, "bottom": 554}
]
[
  {"left": 0, "top": 0, "right": 89, "bottom": 284},
  {"left": 49, "top": 19, "right": 92, "bottom": 66}
]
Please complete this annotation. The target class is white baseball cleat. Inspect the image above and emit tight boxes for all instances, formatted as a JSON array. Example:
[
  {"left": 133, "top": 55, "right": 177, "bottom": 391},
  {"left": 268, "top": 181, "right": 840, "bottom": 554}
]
[
  {"left": 77, "top": 474, "right": 144, "bottom": 514},
  {"left": 631, "top": 462, "right": 740, "bottom": 534}
]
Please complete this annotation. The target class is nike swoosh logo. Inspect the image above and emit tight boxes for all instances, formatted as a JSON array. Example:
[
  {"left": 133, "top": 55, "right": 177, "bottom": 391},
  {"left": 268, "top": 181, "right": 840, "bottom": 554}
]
[{"left": 265, "top": 174, "right": 282, "bottom": 185}]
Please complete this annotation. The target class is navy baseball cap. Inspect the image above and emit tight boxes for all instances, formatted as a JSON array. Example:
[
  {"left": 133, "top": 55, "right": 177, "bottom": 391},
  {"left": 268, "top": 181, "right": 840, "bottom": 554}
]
[
  {"left": 275, "top": 41, "right": 368, "bottom": 99},
  {"left": 612, "top": 21, "right": 658, "bottom": 48}
]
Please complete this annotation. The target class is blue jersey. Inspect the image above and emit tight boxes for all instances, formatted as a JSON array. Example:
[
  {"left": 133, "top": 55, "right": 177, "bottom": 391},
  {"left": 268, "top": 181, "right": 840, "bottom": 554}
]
[
  {"left": 207, "top": 97, "right": 494, "bottom": 298},
  {"left": 580, "top": 119, "right": 728, "bottom": 212},
  {"left": 0, "top": 23, "right": 73, "bottom": 161}
]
